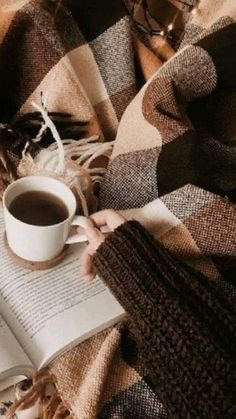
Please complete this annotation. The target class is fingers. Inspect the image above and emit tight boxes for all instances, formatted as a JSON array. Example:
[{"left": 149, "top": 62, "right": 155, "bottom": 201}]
[
  {"left": 80, "top": 210, "right": 126, "bottom": 280},
  {"left": 80, "top": 243, "right": 96, "bottom": 281},
  {"left": 85, "top": 226, "right": 105, "bottom": 250},
  {"left": 90, "top": 209, "right": 126, "bottom": 231},
  {"left": 80, "top": 227, "right": 105, "bottom": 280}
]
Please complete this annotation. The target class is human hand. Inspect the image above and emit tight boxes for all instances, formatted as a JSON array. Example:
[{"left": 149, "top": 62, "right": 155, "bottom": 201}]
[{"left": 80, "top": 210, "right": 126, "bottom": 280}]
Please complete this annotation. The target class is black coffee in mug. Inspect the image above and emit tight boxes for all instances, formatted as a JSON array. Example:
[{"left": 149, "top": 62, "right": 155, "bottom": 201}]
[{"left": 9, "top": 191, "right": 69, "bottom": 226}]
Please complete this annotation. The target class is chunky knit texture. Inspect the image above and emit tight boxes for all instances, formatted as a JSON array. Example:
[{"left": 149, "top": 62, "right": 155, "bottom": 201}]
[{"left": 94, "top": 220, "right": 236, "bottom": 418}]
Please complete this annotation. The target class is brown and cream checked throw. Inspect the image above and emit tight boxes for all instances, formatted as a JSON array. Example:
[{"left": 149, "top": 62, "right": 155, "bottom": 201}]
[
  {"left": 0, "top": 0, "right": 138, "bottom": 141},
  {"left": 1, "top": 0, "right": 236, "bottom": 418}
]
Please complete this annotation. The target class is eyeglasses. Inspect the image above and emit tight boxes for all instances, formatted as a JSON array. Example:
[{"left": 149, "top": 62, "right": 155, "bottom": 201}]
[{"left": 124, "top": 0, "right": 199, "bottom": 47}]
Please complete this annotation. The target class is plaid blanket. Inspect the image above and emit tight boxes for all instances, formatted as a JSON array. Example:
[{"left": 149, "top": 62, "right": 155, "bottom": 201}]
[
  {"left": 1, "top": 0, "right": 236, "bottom": 418},
  {"left": 0, "top": 0, "right": 138, "bottom": 140}
]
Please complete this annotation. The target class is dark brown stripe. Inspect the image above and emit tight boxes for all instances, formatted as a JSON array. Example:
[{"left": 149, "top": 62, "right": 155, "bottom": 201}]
[
  {"left": 0, "top": 4, "right": 71, "bottom": 120},
  {"left": 110, "top": 84, "right": 137, "bottom": 121},
  {"left": 157, "top": 130, "right": 199, "bottom": 196},
  {"left": 63, "top": 0, "right": 127, "bottom": 42}
]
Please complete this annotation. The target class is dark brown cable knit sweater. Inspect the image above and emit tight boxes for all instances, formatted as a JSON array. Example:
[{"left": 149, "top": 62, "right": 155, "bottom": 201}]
[{"left": 94, "top": 220, "right": 236, "bottom": 419}]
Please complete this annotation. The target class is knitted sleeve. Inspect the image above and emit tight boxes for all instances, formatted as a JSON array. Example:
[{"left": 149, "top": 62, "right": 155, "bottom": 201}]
[{"left": 93, "top": 220, "right": 236, "bottom": 419}]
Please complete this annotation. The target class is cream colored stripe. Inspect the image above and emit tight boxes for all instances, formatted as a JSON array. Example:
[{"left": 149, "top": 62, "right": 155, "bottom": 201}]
[
  {"left": 0, "top": 10, "right": 16, "bottom": 43},
  {"left": 112, "top": 83, "right": 162, "bottom": 159},
  {"left": 19, "top": 56, "right": 95, "bottom": 122},
  {"left": 192, "top": 0, "right": 236, "bottom": 27},
  {"left": 0, "top": 0, "right": 30, "bottom": 11},
  {"left": 121, "top": 198, "right": 181, "bottom": 239},
  {"left": 67, "top": 44, "right": 109, "bottom": 106}
]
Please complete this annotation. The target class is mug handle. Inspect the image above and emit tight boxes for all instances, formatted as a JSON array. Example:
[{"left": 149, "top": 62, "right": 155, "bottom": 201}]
[{"left": 65, "top": 215, "right": 110, "bottom": 245}]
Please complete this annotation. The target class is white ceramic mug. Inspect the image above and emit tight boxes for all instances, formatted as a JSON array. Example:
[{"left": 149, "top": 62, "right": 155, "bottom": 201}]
[{"left": 3, "top": 176, "right": 93, "bottom": 262}]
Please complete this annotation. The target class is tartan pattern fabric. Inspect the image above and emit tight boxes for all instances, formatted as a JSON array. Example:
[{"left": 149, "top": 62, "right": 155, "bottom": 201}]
[
  {"left": 0, "top": 0, "right": 136, "bottom": 140},
  {"left": 97, "top": 2, "right": 236, "bottom": 416},
  {"left": 100, "top": 4, "right": 236, "bottom": 261}
]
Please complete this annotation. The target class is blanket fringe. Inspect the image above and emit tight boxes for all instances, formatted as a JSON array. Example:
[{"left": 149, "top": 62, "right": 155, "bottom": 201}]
[
  {"left": 7, "top": 369, "right": 74, "bottom": 419},
  {"left": 17, "top": 96, "right": 114, "bottom": 216}
]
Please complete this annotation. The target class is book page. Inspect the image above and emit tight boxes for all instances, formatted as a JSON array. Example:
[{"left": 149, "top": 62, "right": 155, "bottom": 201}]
[
  {"left": 0, "top": 211, "right": 125, "bottom": 368},
  {"left": 0, "top": 315, "right": 34, "bottom": 383}
]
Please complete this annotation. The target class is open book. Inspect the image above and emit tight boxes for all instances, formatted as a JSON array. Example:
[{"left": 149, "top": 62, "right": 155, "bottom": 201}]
[{"left": 0, "top": 210, "right": 125, "bottom": 391}]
